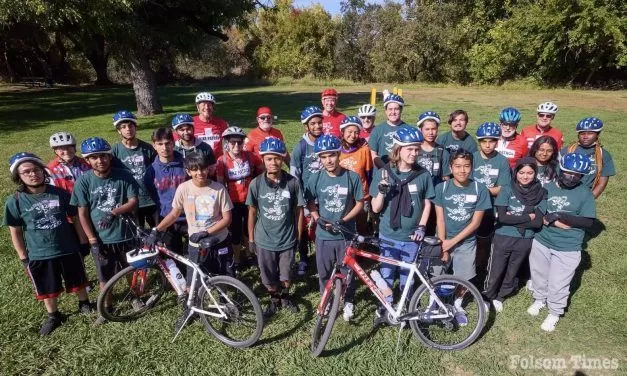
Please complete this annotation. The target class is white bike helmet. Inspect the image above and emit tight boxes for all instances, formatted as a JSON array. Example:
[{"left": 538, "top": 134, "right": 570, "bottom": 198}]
[
  {"left": 195, "top": 92, "right": 216, "bottom": 104},
  {"left": 358, "top": 104, "right": 376, "bottom": 117},
  {"left": 222, "top": 126, "right": 246, "bottom": 139},
  {"left": 49, "top": 132, "right": 76, "bottom": 148},
  {"left": 537, "top": 102, "right": 558, "bottom": 114}
]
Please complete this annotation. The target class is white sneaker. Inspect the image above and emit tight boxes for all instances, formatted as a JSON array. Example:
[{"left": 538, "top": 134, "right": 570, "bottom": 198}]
[
  {"left": 297, "top": 261, "right": 307, "bottom": 276},
  {"left": 527, "top": 300, "right": 546, "bottom": 316},
  {"left": 343, "top": 302, "right": 354, "bottom": 322},
  {"left": 540, "top": 313, "right": 560, "bottom": 332},
  {"left": 492, "top": 300, "right": 503, "bottom": 313}
]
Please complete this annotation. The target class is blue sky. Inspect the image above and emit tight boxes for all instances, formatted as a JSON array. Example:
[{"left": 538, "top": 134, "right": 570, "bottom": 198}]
[{"left": 292, "top": 0, "right": 391, "bottom": 15}]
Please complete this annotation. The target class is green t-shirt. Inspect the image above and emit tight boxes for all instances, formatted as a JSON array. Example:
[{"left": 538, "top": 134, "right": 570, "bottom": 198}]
[
  {"left": 369, "top": 167, "right": 435, "bottom": 241},
  {"left": 246, "top": 173, "right": 305, "bottom": 251},
  {"left": 434, "top": 179, "right": 492, "bottom": 244},
  {"left": 436, "top": 131, "right": 478, "bottom": 154},
  {"left": 471, "top": 151, "right": 511, "bottom": 201},
  {"left": 70, "top": 168, "right": 139, "bottom": 244},
  {"left": 494, "top": 185, "right": 547, "bottom": 239},
  {"left": 417, "top": 144, "right": 450, "bottom": 185},
  {"left": 537, "top": 162, "right": 557, "bottom": 186},
  {"left": 305, "top": 169, "right": 364, "bottom": 240},
  {"left": 367, "top": 121, "right": 408, "bottom": 164},
  {"left": 534, "top": 181, "right": 596, "bottom": 252},
  {"left": 290, "top": 136, "right": 323, "bottom": 188},
  {"left": 560, "top": 145, "right": 615, "bottom": 189},
  {"left": 174, "top": 140, "right": 217, "bottom": 166},
  {"left": 3, "top": 186, "right": 79, "bottom": 260},
  {"left": 112, "top": 140, "right": 156, "bottom": 208}
]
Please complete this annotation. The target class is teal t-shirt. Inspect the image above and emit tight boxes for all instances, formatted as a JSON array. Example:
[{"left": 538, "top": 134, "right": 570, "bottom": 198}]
[
  {"left": 560, "top": 145, "right": 615, "bottom": 189},
  {"left": 494, "top": 185, "right": 547, "bottom": 239},
  {"left": 246, "top": 173, "right": 305, "bottom": 251},
  {"left": 175, "top": 140, "right": 217, "bottom": 166},
  {"left": 305, "top": 169, "right": 364, "bottom": 240},
  {"left": 70, "top": 168, "right": 139, "bottom": 244},
  {"left": 534, "top": 181, "right": 596, "bottom": 252},
  {"left": 471, "top": 151, "right": 511, "bottom": 197},
  {"left": 417, "top": 144, "right": 450, "bottom": 185},
  {"left": 290, "top": 136, "right": 323, "bottom": 189},
  {"left": 537, "top": 161, "right": 558, "bottom": 186},
  {"left": 367, "top": 121, "right": 409, "bottom": 164},
  {"left": 369, "top": 167, "right": 435, "bottom": 241},
  {"left": 3, "top": 186, "right": 79, "bottom": 260},
  {"left": 112, "top": 140, "right": 156, "bottom": 208},
  {"left": 433, "top": 179, "right": 492, "bottom": 244},
  {"left": 436, "top": 131, "right": 478, "bottom": 154}
]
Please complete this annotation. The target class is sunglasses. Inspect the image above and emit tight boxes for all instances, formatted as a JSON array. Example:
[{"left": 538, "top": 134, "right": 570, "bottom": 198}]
[
  {"left": 258, "top": 116, "right": 272, "bottom": 121},
  {"left": 229, "top": 140, "right": 244, "bottom": 145},
  {"left": 501, "top": 123, "right": 518, "bottom": 128},
  {"left": 537, "top": 113, "right": 554, "bottom": 119},
  {"left": 360, "top": 116, "right": 374, "bottom": 120}
]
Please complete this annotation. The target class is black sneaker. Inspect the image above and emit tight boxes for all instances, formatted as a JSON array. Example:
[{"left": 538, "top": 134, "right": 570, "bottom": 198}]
[
  {"left": 281, "top": 298, "right": 300, "bottom": 313},
  {"left": 40, "top": 314, "right": 62, "bottom": 336},
  {"left": 263, "top": 300, "right": 279, "bottom": 318},
  {"left": 79, "top": 301, "right": 94, "bottom": 315},
  {"left": 174, "top": 308, "right": 195, "bottom": 334}
]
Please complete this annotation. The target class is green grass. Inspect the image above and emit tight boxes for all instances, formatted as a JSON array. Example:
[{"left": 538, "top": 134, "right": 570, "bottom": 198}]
[{"left": 0, "top": 84, "right": 626, "bottom": 375}]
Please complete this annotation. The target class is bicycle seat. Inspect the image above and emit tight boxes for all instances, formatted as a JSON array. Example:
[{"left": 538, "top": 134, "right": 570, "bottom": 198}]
[{"left": 423, "top": 236, "right": 442, "bottom": 246}]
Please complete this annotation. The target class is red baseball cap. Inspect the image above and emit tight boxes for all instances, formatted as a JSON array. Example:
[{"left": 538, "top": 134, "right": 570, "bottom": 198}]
[
  {"left": 321, "top": 88, "right": 338, "bottom": 98},
  {"left": 257, "top": 107, "right": 272, "bottom": 117}
]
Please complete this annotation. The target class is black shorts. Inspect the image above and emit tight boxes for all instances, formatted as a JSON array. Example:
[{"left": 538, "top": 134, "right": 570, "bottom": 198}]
[
  {"left": 257, "top": 247, "right": 294, "bottom": 287},
  {"left": 93, "top": 240, "right": 137, "bottom": 282},
  {"left": 187, "top": 236, "right": 234, "bottom": 282},
  {"left": 26, "top": 253, "right": 88, "bottom": 300},
  {"left": 137, "top": 205, "right": 158, "bottom": 228},
  {"left": 476, "top": 211, "right": 496, "bottom": 238},
  {"left": 229, "top": 202, "right": 248, "bottom": 245}
]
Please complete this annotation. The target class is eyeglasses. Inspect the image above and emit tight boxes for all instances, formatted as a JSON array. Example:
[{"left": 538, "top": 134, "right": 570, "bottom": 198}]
[
  {"left": 229, "top": 140, "right": 244, "bottom": 145},
  {"left": 258, "top": 116, "right": 272, "bottom": 121},
  {"left": 537, "top": 113, "right": 554, "bottom": 119},
  {"left": 360, "top": 116, "right": 374, "bottom": 120},
  {"left": 19, "top": 167, "right": 43, "bottom": 176}
]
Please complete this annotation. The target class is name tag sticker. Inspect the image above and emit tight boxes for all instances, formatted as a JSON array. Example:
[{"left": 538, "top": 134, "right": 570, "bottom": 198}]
[
  {"left": 465, "top": 194, "right": 477, "bottom": 203},
  {"left": 489, "top": 168, "right": 499, "bottom": 175},
  {"left": 49, "top": 200, "right": 60, "bottom": 207},
  {"left": 338, "top": 186, "right": 348, "bottom": 195},
  {"left": 408, "top": 184, "right": 418, "bottom": 193},
  {"left": 433, "top": 162, "right": 440, "bottom": 170},
  {"left": 281, "top": 190, "right": 291, "bottom": 199},
  {"left": 218, "top": 247, "right": 229, "bottom": 255}
]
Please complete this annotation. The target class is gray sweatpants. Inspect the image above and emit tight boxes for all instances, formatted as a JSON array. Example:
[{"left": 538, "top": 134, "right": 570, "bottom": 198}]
[
  {"left": 529, "top": 239, "right": 581, "bottom": 316},
  {"left": 315, "top": 238, "right": 356, "bottom": 303}
]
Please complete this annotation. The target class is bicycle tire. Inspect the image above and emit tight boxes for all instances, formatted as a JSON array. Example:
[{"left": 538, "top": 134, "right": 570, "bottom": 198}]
[
  {"left": 97, "top": 265, "right": 168, "bottom": 322},
  {"left": 311, "top": 278, "right": 342, "bottom": 357},
  {"left": 198, "top": 275, "right": 263, "bottom": 348},
  {"left": 407, "top": 275, "right": 486, "bottom": 350}
]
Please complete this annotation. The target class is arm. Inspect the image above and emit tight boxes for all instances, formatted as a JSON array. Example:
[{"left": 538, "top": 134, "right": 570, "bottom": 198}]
[
  {"left": 247, "top": 206, "right": 257, "bottom": 243},
  {"left": 371, "top": 150, "right": 385, "bottom": 169},
  {"left": 592, "top": 176, "right": 609, "bottom": 199},
  {"left": 342, "top": 200, "right": 364, "bottom": 222},
  {"left": 206, "top": 209, "right": 231, "bottom": 235},
  {"left": 71, "top": 215, "right": 88, "bottom": 244},
  {"left": 419, "top": 199, "right": 431, "bottom": 226},
  {"left": 77, "top": 206, "right": 98, "bottom": 244},
  {"left": 8, "top": 226, "right": 28, "bottom": 260},
  {"left": 554, "top": 213, "right": 594, "bottom": 230},
  {"left": 442, "top": 210, "right": 485, "bottom": 252},
  {"left": 488, "top": 186, "right": 501, "bottom": 196},
  {"left": 155, "top": 207, "right": 183, "bottom": 232},
  {"left": 496, "top": 206, "right": 530, "bottom": 225},
  {"left": 112, "top": 197, "right": 138, "bottom": 216}
]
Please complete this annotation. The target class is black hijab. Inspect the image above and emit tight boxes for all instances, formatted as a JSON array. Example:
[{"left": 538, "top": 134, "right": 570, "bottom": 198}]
[{"left": 511, "top": 157, "right": 547, "bottom": 207}]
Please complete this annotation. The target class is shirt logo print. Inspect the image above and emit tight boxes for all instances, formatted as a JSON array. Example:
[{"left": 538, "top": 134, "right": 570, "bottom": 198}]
[
  {"left": 260, "top": 190, "right": 288, "bottom": 221},
  {"left": 445, "top": 193, "right": 472, "bottom": 221}
]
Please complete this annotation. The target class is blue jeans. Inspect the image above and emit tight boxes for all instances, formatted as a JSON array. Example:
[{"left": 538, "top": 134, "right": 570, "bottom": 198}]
[{"left": 379, "top": 234, "right": 419, "bottom": 295}]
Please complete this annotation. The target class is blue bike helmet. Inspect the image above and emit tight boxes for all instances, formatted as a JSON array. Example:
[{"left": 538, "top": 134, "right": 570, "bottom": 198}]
[
  {"left": 560, "top": 153, "right": 591, "bottom": 175},
  {"left": 416, "top": 111, "right": 441, "bottom": 128},
  {"left": 301, "top": 106, "right": 323, "bottom": 124},
  {"left": 499, "top": 107, "right": 521, "bottom": 124},
  {"left": 383, "top": 94, "right": 404, "bottom": 108},
  {"left": 113, "top": 110, "right": 137, "bottom": 128},
  {"left": 314, "top": 134, "right": 341, "bottom": 155},
  {"left": 171, "top": 113, "right": 194, "bottom": 130},
  {"left": 81, "top": 137, "right": 112, "bottom": 157},
  {"left": 9, "top": 152, "right": 44, "bottom": 174},
  {"left": 392, "top": 126, "right": 424, "bottom": 146},
  {"left": 259, "top": 137, "right": 287, "bottom": 157},
  {"left": 340, "top": 116, "right": 362, "bottom": 131},
  {"left": 476, "top": 122, "right": 502, "bottom": 139},
  {"left": 126, "top": 248, "right": 159, "bottom": 269},
  {"left": 576, "top": 117, "right": 603, "bottom": 133}
]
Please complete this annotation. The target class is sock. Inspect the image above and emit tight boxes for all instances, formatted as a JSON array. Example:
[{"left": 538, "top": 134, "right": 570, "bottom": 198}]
[{"left": 48, "top": 310, "right": 61, "bottom": 319}]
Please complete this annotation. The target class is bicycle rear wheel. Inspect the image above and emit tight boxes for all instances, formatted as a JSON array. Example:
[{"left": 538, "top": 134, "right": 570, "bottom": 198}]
[
  {"left": 311, "top": 278, "right": 342, "bottom": 357},
  {"left": 97, "top": 265, "right": 168, "bottom": 322},
  {"left": 198, "top": 275, "right": 263, "bottom": 348},
  {"left": 407, "top": 275, "right": 486, "bottom": 350}
]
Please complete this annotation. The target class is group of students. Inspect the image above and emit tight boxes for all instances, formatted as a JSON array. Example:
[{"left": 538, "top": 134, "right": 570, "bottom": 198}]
[{"left": 4, "top": 88, "right": 615, "bottom": 337}]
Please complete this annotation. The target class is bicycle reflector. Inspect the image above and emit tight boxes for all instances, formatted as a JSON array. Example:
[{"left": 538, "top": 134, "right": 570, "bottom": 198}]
[{"left": 126, "top": 247, "right": 158, "bottom": 268}]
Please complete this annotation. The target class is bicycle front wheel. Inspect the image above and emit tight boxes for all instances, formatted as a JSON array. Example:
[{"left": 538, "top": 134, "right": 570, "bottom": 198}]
[
  {"left": 97, "top": 265, "right": 168, "bottom": 322},
  {"left": 407, "top": 275, "right": 486, "bottom": 350},
  {"left": 198, "top": 275, "right": 263, "bottom": 348},
  {"left": 311, "top": 278, "right": 342, "bottom": 357}
]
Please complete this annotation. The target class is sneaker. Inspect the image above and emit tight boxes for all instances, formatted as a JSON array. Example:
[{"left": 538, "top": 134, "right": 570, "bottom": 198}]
[
  {"left": 373, "top": 306, "right": 386, "bottom": 326},
  {"left": 454, "top": 309, "right": 468, "bottom": 326},
  {"left": 342, "top": 302, "right": 355, "bottom": 322},
  {"left": 131, "top": 298, "right": 145, "bottom": 312},
  {"left": 281, "top": 298, "right": 300, "bottom": 313},
  {"left": 297, "top": 261, "right": 307, "bottom": 277},
  {"left": 93, "top": 306, "right": 111, "bottom": 326},
  {"left": 79, "top": 301, "right": 94, "bottom": 315},
  {"left": 527, "top": 300, "right": 546, "bottom": 316},
  {"left": 174, "top": 308, "right": 195, "bottom": 334},
  {"left": 39, "top": 314, "right": 62, "bottom": 336},
  {"left": 492, "top": 300, "right": 503, "bottom": 313},
  {"left": 263, "top": 300, "right": 279, "bottom": 318},
  {"left": 540, "top": 313, "right": 560, "bottom": 332}
]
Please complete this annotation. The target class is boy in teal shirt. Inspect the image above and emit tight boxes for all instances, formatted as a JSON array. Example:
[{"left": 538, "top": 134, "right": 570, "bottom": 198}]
[{"left": 436, "top": 110, "right": 478, "bottom": 154}]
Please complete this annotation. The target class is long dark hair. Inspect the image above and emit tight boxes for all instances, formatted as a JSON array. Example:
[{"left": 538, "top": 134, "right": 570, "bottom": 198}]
[{"left": 529, "top": 136, "right": 558, "bottom": 181}]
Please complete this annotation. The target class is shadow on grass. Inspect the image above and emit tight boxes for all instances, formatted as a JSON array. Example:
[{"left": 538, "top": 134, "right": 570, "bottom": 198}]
[{"left": 256, "top": 297, "right": 314, "bottom": 347}]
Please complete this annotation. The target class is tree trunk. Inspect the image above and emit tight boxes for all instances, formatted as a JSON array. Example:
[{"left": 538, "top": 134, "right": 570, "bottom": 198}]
[
  {"left": 3, "top": 41, "right": 15, "bottom": 83},
  {"left": 129, "top": 53, "right": 162, "bottom": 115},
  {"left": 86, "top": 35, "right": 112, "bottom": 85}
]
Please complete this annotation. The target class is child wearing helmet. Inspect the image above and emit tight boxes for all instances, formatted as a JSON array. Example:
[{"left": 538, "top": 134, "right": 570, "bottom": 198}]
[
  {"left": 216, "top": 126, "right": 263, "bottom": 272},
  {"left": 320, "top": 88, "right": 347, "bottom": 137},
  {"left": 189, "top": 92, "right": 229, "bottom": 157},
  {"left": 370, "top": 126, "right": 435, "bottom": 324},
  {"left": 436, "top": 110, "right": 478, "bottom": 154},
  {"left": 305, "top": 134, "right": 364, "bottom": 321},
  {"left": 357, "top": 104, "right": 377, "bottom": 143},
  {"left": 111, "top": 110, "right": 158, "bottom": 228},
  {"left": 244, "top": 107, "right": 287, "bottom": 160},
  {"left": 369, "top": 93, "right": 409, "bottom": 169},
  {"left": 496, "top": 107, "right": 528, "bottom": 168},
  {"left": 472, "top": 122, "right": 511, "bottom": 275},
  {"left": 47, "top": 131, "right": 91, "bottom": 193},
  {"left": 4, "top": 152, "right": 93, "bottom": 335},
  {"left": 248, "top": 137, "right": 305, "bottom": 316},
  {"left": 562, "top": 117, "right": 615, "bottom": 198},
  {"left": 433, "top": 149, "right": 491, "bottom": 325},
  {"left": 171, "top": 113, "right": 217, "bottom": 170},
  {"left": 529, "top": 136, "right": 559, "bottom": 186},
  {"left": 527, "top": 153, "right": 596, "bottom": 332},
  {"left": 521, "top": 102, "right": 564, "bottom": 149},
  {"left": 70, "top": 137, "right": 139, "bottom": 325}
]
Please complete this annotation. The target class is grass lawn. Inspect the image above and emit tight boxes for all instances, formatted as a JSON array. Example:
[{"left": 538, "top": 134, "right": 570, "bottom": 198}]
[{"left": 0, "top": 83, "right": 625, "bottom": 375}]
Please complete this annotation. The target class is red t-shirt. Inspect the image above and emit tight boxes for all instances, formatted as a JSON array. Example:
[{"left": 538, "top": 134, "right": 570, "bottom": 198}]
[
  {"left": 496, "top": 134, "right": 529, "bottom": 169},
  {"left": 216, "top": 151, "right": 263, "bottom": 203},
  {"left": 360, "top": 127, "right": 375, "bottom": 143},
  {"left": 244, "top": 127, "right": 285, "bottom": 158},
  {"left": 178, "top": 115, "right": 229, "bottom": 157},
  {"left": 322, "top": 111, "right": 346, "bottom": 137},
  {"left": 520, "top": 124, "right": 564, "bottom": 150},
  {"left": 47, "top": 157, "right": 91, "bottom": 193}
]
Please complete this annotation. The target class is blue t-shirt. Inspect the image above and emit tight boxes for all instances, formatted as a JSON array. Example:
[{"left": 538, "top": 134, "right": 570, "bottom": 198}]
[{"left": 145, "top": 152, "right": 188, "bottom": 220}]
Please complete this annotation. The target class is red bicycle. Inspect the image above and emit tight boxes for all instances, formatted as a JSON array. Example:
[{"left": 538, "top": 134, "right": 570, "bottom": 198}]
[{"left": 311, "top": 218, "right": 486, "bottom": 356}]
